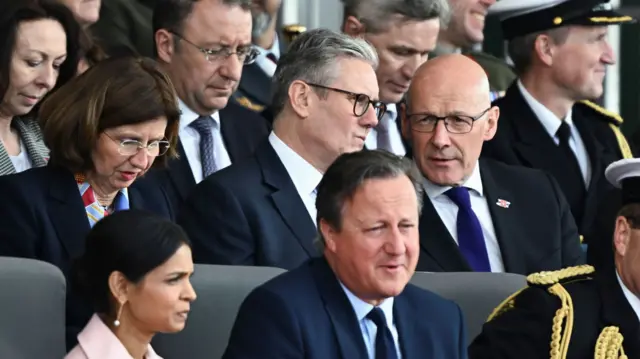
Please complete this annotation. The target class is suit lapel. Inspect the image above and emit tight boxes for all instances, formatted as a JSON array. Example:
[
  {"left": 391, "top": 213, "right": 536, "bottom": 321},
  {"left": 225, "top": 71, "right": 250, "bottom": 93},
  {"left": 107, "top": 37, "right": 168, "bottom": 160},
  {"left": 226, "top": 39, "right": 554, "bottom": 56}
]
[
  {"left": 479, "top": 160, "right": 527, "bottom": 274},
  {"left": 311, "top": 258, "right": 368, "bottom": 359},
  {"left": 46, "top": 166, "right": 91, "bottom": 260},
  {"left": 219, "top": 105, "right": 242, "bottom": 163},
  {"left": 597, "top": 270, "right": 640, "bottom": 358},
  {"left": 14, "top": 118, "right": 48, "bottom": 168},
  {"left": 418, "top": 194, "right": 471, "bottom": 271},
  {"left": 0, "top": 140, "right": 15, "bottom": 176},
  {"left": 237, "top": 64, "right": 272, "bottom": 106},
  {"left": 504, "top": 85, "right": 566, "bottom": 174},
  {"left": 257, "top": 141, "right": 317, "bottom": 257},
  {"left": 572, "top": 111, "right": 606, "bottom": 231},
  {"left": 166, "top": 141, "right": 195, "bottom": 202},
  {"left": 394, "top": 293, "right": 431, "bottom": 357}
]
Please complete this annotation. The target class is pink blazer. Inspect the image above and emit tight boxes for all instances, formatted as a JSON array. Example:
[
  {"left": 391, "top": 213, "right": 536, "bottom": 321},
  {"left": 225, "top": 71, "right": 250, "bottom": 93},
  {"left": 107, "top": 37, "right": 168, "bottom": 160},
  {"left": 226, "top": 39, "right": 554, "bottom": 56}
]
[{"left": 65, "top": 314, "right": 163, "bottom": 359}]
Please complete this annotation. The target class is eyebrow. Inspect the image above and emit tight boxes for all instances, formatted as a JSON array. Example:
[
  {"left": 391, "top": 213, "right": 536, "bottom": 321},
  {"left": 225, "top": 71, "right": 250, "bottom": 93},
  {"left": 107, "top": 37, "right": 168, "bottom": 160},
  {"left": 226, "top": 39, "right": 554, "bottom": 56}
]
[{"left": 26, "top": 50, "right": 67, "bottom": 61}]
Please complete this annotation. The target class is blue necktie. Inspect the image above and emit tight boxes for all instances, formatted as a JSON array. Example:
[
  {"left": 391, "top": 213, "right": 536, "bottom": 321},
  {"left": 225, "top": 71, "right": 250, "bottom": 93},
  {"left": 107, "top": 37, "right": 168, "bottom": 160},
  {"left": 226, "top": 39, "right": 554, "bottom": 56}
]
[
  {"left": 445, "top": 186, "right": 491, "bottom": 272},
  {"left": 366, "top": 307, "right": 398, "bottom": 359},
  {"left": 190, "top": 116, "right": 217, "bottom": 178}
]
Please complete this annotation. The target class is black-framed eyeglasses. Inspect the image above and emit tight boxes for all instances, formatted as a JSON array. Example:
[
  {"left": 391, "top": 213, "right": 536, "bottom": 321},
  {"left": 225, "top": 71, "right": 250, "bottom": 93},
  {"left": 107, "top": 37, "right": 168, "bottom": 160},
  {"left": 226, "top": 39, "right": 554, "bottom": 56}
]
[
  {"left": 306, "top": 83, "right": 387, "bottom": 121},
  {"left": 406, "top": 107, "right": 492, "bottom": 134},
  {"left": 169, "top": 31, "right": 259, "bottom": 65},
  {"left": 104, "top": 132, "right": 171, "bottom": 157}
]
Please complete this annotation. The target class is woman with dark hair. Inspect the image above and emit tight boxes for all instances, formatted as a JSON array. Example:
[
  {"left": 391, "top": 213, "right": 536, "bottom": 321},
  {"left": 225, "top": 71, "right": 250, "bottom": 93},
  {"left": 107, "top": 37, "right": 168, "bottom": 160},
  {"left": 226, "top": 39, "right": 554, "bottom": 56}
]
[
  {"left": 68, "top": 210, "right": 196, "bottom": 359},
  {"left": 0, "top": 55, "right": 180, "bottom": 348},
  {"left": 0, "top": 0, "right": 80, "bottom": 175}
]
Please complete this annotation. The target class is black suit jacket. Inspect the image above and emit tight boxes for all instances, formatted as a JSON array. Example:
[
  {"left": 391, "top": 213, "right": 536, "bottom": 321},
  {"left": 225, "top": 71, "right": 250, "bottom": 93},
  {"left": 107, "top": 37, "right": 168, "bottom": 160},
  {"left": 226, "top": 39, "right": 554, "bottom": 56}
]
[
  {"left": 223, "top": 257, "right": 468, "bottom": 359},
  {"left": 135, "top": 102, "right": 270, "bottom": 217},
  {"left": 178, "top": 139, "right": 318, "bottom": 270},
  {"left": 0, "top": 165, "right": 173, "bottom": 349},
  {"left": 482, "top": 83, "right": 631, "bottom": 244},
  {"left": 416, "top": 159, "right": 584, "bottom": 275},
  {"left": 469, "top": 267, "right": 640, "bottom": 359}
]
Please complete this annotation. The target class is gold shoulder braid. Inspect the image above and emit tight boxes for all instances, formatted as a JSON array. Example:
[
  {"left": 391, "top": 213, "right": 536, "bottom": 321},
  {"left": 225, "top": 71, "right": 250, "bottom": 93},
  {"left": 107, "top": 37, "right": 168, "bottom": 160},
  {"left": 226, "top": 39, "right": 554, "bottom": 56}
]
[
  {"left": 579, "top": 100, "right": 633, "bottom": 159},
  {"left": 595, "top": 326, "right": 627, "bottom": 359}
]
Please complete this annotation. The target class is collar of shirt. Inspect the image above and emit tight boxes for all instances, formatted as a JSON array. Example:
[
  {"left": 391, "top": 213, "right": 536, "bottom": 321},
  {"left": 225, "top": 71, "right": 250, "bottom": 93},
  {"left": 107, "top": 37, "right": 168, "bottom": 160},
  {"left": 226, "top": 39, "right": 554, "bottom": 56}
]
[
  {"left": 256, "top": 33, "right": 281, "bottom": 60},
  {"left": 77, "top": 314, "right": 162, "bottom": 359},
  {"left": 268, "top": 131, "right": 322, "bottom": 197},
  {"left": 339, "top": 281, "right": 395, "bottom": 327},
  {"left": 517, "top": 80, "right": 574, "bottom": 139},
  {"left": 422, "top": 160, "right": 483, "bottom": 199},
  {"left": 178, "top": 98, "right": 221, "bottom": 132},
  {"left": 384, "top": 103, "right": 397, "bottom": 122},
  {"left": 616, "top": 270, "right": 640, "bottom": 323}
]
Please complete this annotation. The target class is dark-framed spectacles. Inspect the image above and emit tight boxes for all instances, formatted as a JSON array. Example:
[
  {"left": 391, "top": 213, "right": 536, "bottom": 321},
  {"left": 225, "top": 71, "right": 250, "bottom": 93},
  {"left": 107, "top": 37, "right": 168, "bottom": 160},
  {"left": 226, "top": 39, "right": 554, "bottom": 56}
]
[
  {"left": 169, "top": 31, "right": 259, "bottom": 65},
  {"left": 104, "top": 133, "right": 171, "bottom": 157},
  {"left": 306, "top": 83, "right": 387, "bottom": 121},
  {"left": 406, "top": 107, "right": 492, "bottom": 134}
]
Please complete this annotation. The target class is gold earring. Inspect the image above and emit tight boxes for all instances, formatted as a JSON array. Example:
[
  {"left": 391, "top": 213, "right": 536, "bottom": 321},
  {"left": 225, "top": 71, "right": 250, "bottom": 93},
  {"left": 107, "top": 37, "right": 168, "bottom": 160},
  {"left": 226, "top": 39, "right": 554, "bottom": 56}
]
[{"left": 114, "top": 303, "right": 124, "bottom": 327}]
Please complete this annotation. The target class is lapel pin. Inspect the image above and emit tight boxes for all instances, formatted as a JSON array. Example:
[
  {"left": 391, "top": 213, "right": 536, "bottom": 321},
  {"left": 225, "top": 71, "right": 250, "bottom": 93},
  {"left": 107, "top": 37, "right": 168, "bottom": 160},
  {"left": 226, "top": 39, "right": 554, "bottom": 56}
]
[{"left": 496, "top": 199, "right": 511, "bottom": 208}]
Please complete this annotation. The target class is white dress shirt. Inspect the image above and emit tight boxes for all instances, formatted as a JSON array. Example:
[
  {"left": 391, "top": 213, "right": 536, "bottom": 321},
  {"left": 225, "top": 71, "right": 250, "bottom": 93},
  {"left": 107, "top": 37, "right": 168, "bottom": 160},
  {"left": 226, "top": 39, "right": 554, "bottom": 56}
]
[
  {"left": 365, "top": 104, "right": 407, "bottom": 157},
  {"left": 517, "top": 80, "right": 591, "bottom": 187},
  {"left": 268, "top": 132, "right": 323, "bottom": 225},
  {"left": 422, "top": 162, "right": 505, "bottom": 272},
  {"left": 616, "top": 271, "right": 640, "bottom": 323},
  {"left": 254, "top": 34, "right": 281, "bottom": 78},
  {"left": 339, "top": 282, "right": 402, "bottom": 359},
  {"left": 178, "top": 99, "right": 231, "bottom": 183},
  {"left": 9, "top": 140, "right": 32, "bottom": 173}
]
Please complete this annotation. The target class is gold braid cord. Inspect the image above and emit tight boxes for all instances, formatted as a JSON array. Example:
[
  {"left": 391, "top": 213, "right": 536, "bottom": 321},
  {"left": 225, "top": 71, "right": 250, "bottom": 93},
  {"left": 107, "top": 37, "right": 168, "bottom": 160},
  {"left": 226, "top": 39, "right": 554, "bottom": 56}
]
[
  {"left": 595, "top": 327, "right": 627, "bottom": 359},
  {"left": 578, "top": 100, "right": 633, "bottom": 159},
  {"left": 548, "top": 284, "right": 574, "bottom": 359},
  {"left": 526, "top": 265, "right": 595, "bottom": 286},
  {"left": 486, "top": 288, "right": 525, "bottom": 322}
]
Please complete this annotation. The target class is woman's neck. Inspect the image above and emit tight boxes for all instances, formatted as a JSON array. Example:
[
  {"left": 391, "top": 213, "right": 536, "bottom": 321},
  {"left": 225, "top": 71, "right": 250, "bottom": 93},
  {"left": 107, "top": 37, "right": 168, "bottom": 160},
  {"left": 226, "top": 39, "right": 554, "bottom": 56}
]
[
  {"left": 85, "top": 174, "right": 118, "bottom": 206},
  {"left": 105, "top": 316, "right": 153, "bottom": 359},
  {"left": 0, "top": 114, "right": 13, "bottom": 142}
]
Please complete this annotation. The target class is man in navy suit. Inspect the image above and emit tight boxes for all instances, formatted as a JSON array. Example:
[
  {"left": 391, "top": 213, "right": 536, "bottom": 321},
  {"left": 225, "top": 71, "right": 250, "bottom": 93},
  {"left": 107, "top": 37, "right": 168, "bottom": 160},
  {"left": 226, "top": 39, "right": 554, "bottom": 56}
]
[
  {"left": 136, "top": 0, "right": 271, "bottom": 215},
  {"left": 178, "top": 28, "right": 384, "bottom": 269},
  {"left": 223, "top": 150, "right": 467, "bottom": 359}
]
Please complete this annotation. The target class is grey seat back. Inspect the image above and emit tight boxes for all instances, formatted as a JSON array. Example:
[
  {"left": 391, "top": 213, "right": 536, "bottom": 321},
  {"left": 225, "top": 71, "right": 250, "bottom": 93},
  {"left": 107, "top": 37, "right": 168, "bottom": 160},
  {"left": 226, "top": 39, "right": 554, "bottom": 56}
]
[
  {"left": 0, "top": 257, "right": 66, "bottom": 358},
  {"left": 152, "top": 264, "right": 286, "bottom": 359},
  {"left": 410, "top": 271, "right": 527, "bottom": 343}
]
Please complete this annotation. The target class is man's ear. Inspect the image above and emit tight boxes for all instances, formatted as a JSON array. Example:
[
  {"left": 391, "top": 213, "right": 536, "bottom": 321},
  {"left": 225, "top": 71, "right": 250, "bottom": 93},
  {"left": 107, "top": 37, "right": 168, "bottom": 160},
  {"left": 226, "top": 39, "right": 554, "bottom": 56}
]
[
  {"left": 343, "top": 16, "right": 366, "bottom": 38},
  {"left": 483, "top": 106, "right": 500, "bottom": 141},
  {"left": 399, "top": 102, "right": 412, "bottom": 141},
  {"left": 288, "top": 80, "right": 313, "bottom": 118},
  {"left": 155, "top": 29, "right": 176, "bottom": 63}
]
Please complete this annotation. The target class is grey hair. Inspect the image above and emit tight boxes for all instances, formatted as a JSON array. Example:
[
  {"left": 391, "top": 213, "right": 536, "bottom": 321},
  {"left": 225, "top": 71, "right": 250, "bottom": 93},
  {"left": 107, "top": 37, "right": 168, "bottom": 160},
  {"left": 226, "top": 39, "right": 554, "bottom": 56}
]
[
  {"left": 314, "top": 150, "right": 424, "bottom": 251},
  {"left": 341, "top": 0, "right": 451, "bottom": 33},
  {"left": 507, "top": 27, "right": 570, "bottom": 76},
  {"left": 270, "top": 28, "right": 378, "bottom": 118}
]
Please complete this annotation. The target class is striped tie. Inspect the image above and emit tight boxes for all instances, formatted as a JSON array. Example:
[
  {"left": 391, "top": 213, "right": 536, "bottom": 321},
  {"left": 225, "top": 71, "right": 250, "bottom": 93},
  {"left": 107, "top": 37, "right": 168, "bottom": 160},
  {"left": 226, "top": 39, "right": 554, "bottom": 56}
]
[{"left": 76, "top": 176, "right": 130, "bottom": 227}]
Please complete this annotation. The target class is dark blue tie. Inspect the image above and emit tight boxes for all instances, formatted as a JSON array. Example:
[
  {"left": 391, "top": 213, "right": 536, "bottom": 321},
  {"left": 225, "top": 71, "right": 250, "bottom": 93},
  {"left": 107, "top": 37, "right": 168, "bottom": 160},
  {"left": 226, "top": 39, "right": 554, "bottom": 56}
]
[
  {"left": 366, "top": 307, "right": 398, "bottom": 359},
  {"left": 445, "top": 186, "right": 491, "bottom": 272},
  {"left": 190, "top": 116, "right": 217, "bottom": 178}
]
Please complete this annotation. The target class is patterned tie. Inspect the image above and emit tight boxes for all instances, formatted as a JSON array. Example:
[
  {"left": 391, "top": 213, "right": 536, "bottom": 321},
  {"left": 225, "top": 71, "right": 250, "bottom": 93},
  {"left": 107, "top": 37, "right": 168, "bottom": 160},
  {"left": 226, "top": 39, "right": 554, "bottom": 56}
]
[
  {"left": 190, "top": 116, "right": 217, "bottom": 178},
  {"left": 445, "top": 186, "right": 491, "bottom": 272},
  {"left": 376, "top": 114, "right": 393, "bottom": 153},
  {"left": 366, "top": 307, "right": 398, "bottom": 359},
  {"left": 77, "top": 178, "right": 130, "bottom": 227}
]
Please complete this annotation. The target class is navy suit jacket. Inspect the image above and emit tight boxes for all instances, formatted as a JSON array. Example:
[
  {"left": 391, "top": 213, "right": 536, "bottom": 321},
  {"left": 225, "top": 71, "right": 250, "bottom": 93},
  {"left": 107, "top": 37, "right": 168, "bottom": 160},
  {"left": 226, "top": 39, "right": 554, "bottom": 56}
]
[
  {"left": 134, "top": 102, "right": 270, "bottom": 218},
  {"left": 0, "top": 165, "right": 173, "bottom": 349},
  {"left": 178, "top": 139, "right": 318, "bottom": 269},
  {"left": 223, "top": 258, "right": 468, "bottom": 359}
]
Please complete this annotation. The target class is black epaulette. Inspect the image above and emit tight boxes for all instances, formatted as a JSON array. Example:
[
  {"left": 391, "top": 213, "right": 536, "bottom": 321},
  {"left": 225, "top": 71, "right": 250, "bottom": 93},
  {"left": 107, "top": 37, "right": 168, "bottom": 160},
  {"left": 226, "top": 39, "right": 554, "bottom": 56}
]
[
  {"left": 576, "top": 101, "right": 632, "bottom": 159},
  {"left": 487, "top": 265, "right": 596, "bottom": 359}
]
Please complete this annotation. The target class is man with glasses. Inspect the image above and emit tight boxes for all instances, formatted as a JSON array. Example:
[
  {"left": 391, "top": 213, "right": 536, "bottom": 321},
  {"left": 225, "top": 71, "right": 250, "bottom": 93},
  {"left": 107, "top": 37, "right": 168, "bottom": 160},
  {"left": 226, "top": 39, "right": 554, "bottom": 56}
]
[
  {"left": 178, "top": 28, "right": 381, "bottom": 269},
  {"left": 481, "top": 0, "right": 636, "bottom": 268},
  {"left": 137, "top": 0, "right": 271, "bottom": 215},
  {"left": 341, "top": 0, "right": 449, "bottom": 157},
  {"left": 402, "top": 53, "right": 584, "bottom": 274}
]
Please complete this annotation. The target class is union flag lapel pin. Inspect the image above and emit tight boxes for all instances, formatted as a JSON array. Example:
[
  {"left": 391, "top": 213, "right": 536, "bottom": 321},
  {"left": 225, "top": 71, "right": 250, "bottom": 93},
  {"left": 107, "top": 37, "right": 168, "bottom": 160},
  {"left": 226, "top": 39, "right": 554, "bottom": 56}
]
[{"left": 496, "top": 199, "right": 511, "bottom": 208}]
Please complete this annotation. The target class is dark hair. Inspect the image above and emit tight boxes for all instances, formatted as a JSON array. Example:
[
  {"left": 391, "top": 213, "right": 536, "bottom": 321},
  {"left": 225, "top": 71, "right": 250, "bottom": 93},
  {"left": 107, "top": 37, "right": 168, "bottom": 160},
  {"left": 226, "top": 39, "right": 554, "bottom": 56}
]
[
  {"left": 507, "top": 27, "right": 570, "bottom": 76},
  {"left": 0, "top": 0, "right": 81, "bottom": 112},
  {"left": 316, "top": 150, "right": 424, "bottom": 235},
  {"left": 341, "top": 0, "right": 450, "bottom": 34},
  {"left": 72, "top": 210, "right": 192, "bottom": 314},
  {"left": 78, "top": 27, "right": 106, "bottom": 68},
  {"left": 152, "top": 0, "right": 251, "bottom": 56},
  {"left": 38, "top": 56, "right": 181, "bottom": 173}
]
